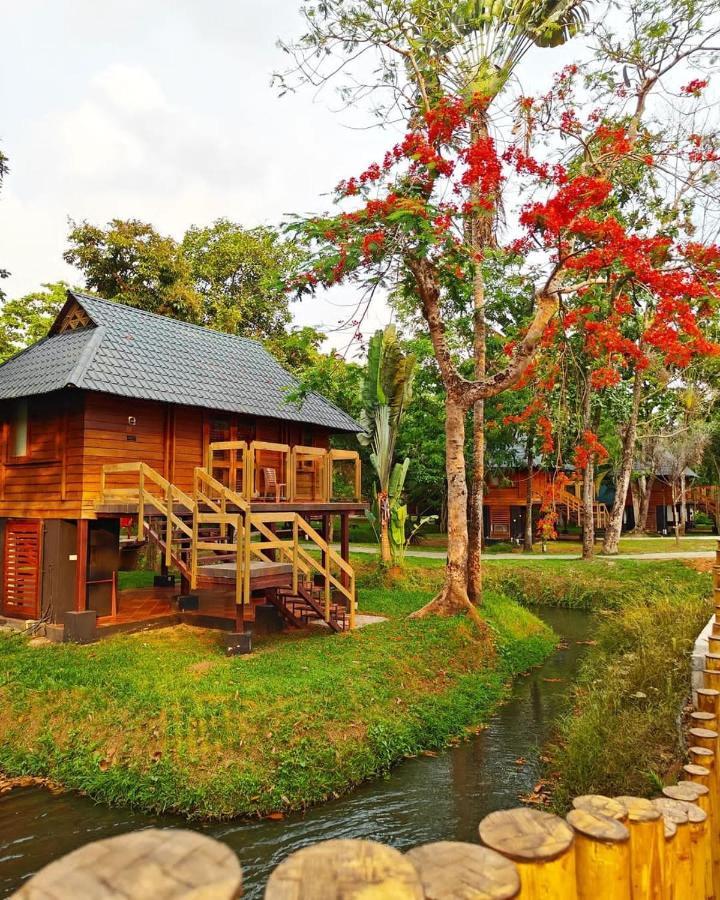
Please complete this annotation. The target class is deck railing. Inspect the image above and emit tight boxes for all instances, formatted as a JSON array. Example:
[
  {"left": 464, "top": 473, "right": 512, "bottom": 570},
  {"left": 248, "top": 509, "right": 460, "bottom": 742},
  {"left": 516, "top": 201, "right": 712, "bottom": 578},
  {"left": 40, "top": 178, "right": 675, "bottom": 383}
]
[
  {"left": 100, "top": 461, "right": 356, "bottom": 628},
  {"left": 206, "top": 440, "right": 361, "bottom": 504}
]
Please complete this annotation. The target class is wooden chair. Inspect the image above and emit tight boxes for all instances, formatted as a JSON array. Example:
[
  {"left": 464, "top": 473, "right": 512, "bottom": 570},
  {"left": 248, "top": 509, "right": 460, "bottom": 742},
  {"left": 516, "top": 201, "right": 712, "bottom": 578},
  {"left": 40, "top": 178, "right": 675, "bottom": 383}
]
[{"left": 261, "top": 467, "right": 286, "bottom": 502}]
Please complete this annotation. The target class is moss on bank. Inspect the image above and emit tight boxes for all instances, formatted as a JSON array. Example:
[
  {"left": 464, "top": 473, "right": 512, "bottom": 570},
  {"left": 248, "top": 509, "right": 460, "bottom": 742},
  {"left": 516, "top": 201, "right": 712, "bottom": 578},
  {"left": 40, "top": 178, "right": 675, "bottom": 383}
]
[{"left": 0, "top": 582, "right": 553, "bottom": 819}]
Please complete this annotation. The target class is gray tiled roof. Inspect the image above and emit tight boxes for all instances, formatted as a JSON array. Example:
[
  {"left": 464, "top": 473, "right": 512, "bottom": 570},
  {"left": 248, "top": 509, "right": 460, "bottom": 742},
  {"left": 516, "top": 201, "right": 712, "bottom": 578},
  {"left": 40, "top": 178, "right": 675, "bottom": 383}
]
[{"left": 0, "top": 291, "right": 362, "bottom": 433}]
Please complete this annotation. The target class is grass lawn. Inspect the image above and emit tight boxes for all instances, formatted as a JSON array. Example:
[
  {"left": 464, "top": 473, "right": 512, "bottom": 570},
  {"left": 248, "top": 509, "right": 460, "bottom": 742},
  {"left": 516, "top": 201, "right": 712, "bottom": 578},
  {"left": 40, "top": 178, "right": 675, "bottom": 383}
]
[
  {"left": 0, "top": 575, "right": 553, "bottom": 819},
  {"left": 351, "top": 535, "right": 718, "bottom": 555}
]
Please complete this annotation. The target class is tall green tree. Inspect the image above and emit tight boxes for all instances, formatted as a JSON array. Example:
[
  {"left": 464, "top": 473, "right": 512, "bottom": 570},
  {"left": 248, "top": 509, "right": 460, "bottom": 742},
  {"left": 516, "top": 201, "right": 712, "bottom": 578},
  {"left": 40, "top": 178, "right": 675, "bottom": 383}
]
[
  {"left": 280, "top": 0, "right": 591, "bottom": 606},
  {"left": 358, "top": 326, "right": 416, "bottom": 564},
  {"left": 64, "top": 219, "right": 202, "bottom": 322},
  {"left": 0, "top": 282, "right": 68, "bottom": 362},
  {"left": 181, "top": 219, "right": 300, "bottom": 339}
]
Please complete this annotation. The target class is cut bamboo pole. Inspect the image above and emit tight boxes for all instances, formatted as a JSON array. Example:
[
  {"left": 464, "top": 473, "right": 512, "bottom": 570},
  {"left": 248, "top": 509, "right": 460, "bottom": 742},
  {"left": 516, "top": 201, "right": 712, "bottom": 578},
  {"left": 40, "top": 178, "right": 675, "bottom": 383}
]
[
  {"left": 696, "top": 688, "right": 720, "bottom": 719},
  {"left": 703, "top": 669, "right": 720, "bottom": 692},
  {"left": 708, "top": 634, "right": 720, "bottom": 655},
  {"left": 690, "top": 711, "right": 718, "bottom": 733},
  {"left": 664, "top": 785, "right": 713, "bottom": 900},
  {"left": 478, "top": 808, "right": 576, "bottom": 900},
  {"left": 265, "top": 839, "right": 424, "bottom": 899},
  {"left": 652, "top": 798, "right": 693, "bottom": 900},
  {"left": 687, "top": 752, "right": 720, "bottom": 896},
  {"left": 705, "top": 653, "right": 720, "bottom": 673},
  {"left": 405, "top": 841, "right": 520, "bottom": 899},
  {"left": 688, "top": 728, "right": 719, "bottom": 755},
  {"left": 572, "top": 795, "right": 627, "bottom": 822},
  {"left": 614, "top": 796, "right": 664, "bottom": 899},
  {"left": 565, "top": 809, "right": 631, "bottom": 900}
]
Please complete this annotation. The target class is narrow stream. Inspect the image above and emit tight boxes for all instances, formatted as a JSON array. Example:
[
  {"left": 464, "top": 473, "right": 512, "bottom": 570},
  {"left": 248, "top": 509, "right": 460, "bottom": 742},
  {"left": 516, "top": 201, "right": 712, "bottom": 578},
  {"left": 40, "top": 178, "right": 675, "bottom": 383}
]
[{"left": 0, "top": 607, "right": 592, "bottom": 898}]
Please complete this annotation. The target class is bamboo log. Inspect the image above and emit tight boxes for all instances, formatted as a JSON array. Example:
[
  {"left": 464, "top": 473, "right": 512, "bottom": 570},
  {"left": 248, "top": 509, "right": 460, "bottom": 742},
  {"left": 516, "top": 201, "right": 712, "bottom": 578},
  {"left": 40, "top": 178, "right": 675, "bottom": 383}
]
[
  {"left": 664, "top": 785, "right": 713, "bottom": 900},
  {"left": 690, "top": 711, "right": 718, "bottom": 733},
  {"left": 565, "top": 809, "right": 631, "bottom": 900},
  {"left": 688, "top": 728, "right": 719, "bottom": 754},
  {"left": 708, "top": 635, "right": 720, "bottom": 656},
  {"left": 696, "top": 688, "right": 720, "bottom": 720},
  {"left": 703, "top": 669, "right": 720, "bottom": 692},
  {"left": 12, "top": 829, "right": 243, "bottom": 899},
  {"left": 687, "top": 752, "right": 720, "bottom": 896},
  {"left": 652, "top": 798, "right": 693, "bottom": 900},
  {"left": 265, "top": 839, "right": 424, "bottom": 899},
  {"left": 705, "top": 654, "right": 720, "bottom": 673},
  {"left": 478, "top": 808, "right": 576, "bottom": 900},
  {"left": 572, "top": 795, "right": 627, "bottom": 822},
  {"left": 614, "top": 796, "right": 664, "bottom": 899},
  {"left": 405, "top": 841, "right": 520, "bottom": 899}
]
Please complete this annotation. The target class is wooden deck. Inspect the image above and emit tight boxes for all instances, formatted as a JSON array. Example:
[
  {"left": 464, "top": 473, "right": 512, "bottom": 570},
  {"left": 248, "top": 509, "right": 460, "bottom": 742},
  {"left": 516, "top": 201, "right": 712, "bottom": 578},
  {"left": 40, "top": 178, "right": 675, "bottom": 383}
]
[{"left": 95, "top": 500, "right": 367, "bottom": 517}]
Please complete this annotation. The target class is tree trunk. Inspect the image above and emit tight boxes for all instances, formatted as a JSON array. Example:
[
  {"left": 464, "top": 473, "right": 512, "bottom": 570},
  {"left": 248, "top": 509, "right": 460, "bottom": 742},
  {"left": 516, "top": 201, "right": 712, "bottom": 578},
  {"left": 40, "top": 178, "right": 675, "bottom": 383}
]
[
  {"left": 582, "top": 459, "right": 595, "bottom": 559},
  {"left": 634, "top": 474, "right": 654, "bottom": 534},
  {"left": 411, "top": 396, "right": 483, "bottom": 625},
  {"left": 378, "top": 491, "right": 391, "bottom": 565},
  {"left": 580, "top": 385, "right": 595, "bottom": 560},
  {"left": 602, "top": 369, "right": 643, "bottom": 555},
  {"left": 631, "top": 480, "right": 640, "bottom": 531},
  {"left": 467, "top": 400, "right": 484, "bottom": 601},
  {"left": 680, "top": 471, "right": 687, "bottom": 535},
  {"left": 524, "top": 432, "right": 534, "bottom": 552},
  {"left": 466, "top": 113, "right": 491, "bottom": 606}
]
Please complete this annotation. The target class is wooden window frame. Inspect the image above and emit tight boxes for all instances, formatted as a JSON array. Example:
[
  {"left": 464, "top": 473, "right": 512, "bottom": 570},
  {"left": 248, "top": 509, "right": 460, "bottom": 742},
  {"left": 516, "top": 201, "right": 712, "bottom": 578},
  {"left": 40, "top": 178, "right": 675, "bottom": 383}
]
[{"left": 8, "top": 398, "right": 30, "bottom": 463}]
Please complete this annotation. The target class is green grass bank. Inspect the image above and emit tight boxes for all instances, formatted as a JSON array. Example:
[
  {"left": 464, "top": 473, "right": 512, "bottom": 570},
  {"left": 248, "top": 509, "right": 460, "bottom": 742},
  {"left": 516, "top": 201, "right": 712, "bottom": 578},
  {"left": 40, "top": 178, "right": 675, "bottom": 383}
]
[
  {"left": 0, "top": 578, "right": 553, "bottom": 819},
  {"left": 546, "top": 560, "right": 712, "bottom": 807}
]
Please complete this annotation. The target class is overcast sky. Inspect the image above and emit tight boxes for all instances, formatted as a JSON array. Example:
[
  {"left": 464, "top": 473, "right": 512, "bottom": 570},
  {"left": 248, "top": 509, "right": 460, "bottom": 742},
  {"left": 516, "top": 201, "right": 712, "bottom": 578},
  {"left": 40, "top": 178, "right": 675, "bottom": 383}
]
[{"left": 0, "top": 0, "right": 582, "bottom": 353}]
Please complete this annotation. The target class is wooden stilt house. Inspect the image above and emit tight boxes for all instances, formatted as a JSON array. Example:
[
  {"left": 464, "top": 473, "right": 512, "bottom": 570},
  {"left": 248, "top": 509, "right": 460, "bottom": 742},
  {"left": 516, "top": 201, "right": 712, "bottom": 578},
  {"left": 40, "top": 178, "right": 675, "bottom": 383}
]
[{"left": 0, "top": 292, "right": 364, "bottom": 637}]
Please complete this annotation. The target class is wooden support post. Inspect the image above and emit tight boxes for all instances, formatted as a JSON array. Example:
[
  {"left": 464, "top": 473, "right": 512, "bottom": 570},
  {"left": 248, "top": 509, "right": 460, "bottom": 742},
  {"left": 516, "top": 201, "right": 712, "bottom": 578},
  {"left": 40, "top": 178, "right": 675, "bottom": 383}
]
[
  {"left": 615, "top": 797, "right": 665, "bottom": 900},
  {"left": 75, "top": 519, "right": 89, "bottom": 612},
  {"left": 321, "top": 513, "right": 330, "bottom": 622},
  {"left": 165, "top": 482, "right": 173, "bottom": 568},
  {"left": 137, "top": 465, "right": 145, "bottom": 540},
  {"left": 235, "top": 515, "right": 244, "bottom": 632},
  {"left": 479, "top": 808, "right": 576, "bottom": 900},
  {"left": 566, "top": 809, "right": 631, "bottom": 900},
  {"left": 190, "top": 501, "right": 199, "bottom": 591},
  {"left": 265, "top": 839, "right": 424, "bottom": 899},
  {"left": 292, "top": 515, "right": 299, "bottom": 595},
  {"left": 703, "top": 669, "right": 720, "bottom": 692},
  {"left": 405, "top": 842, "right": 520, "bottom": 899},
  {"left": 690, "top": 711, "right": 718, "bottom": 733},
  {"left": 340, "top": 512, "right": 350, "bottom": 590},
  {"left": 652, "top": 798, "right": 693, "bottom": 900}
]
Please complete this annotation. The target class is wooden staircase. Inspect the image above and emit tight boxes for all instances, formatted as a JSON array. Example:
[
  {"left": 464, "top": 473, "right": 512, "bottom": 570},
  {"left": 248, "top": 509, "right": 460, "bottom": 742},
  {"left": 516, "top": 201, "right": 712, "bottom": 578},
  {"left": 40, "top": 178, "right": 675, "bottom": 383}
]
[
  {"left": 100, "top": 462, "right": 356, "bottom": 631},
  {"left": 556, "top": 487, "right": 610, "bottom": 530}
]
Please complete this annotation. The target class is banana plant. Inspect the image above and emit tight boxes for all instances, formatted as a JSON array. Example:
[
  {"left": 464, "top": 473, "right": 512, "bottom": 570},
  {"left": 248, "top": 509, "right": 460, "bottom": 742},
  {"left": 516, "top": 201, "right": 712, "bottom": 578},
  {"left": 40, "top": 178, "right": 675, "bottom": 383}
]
[{"left": 358, "top": 326, "right": 416, "bottom": 565}]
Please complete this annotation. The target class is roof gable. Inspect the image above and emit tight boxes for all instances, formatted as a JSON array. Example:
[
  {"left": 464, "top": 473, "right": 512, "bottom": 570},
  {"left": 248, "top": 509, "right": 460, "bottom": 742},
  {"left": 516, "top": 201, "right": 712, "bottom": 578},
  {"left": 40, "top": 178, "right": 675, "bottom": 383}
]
[{"left": 0, "top": 291, "right": 361, "bottom": 433}]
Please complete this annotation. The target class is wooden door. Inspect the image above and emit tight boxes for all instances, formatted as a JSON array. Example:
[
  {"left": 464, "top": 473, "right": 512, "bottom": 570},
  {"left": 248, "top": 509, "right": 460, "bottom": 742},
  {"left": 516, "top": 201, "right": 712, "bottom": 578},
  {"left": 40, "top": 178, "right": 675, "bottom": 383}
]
[{"left": 2, "top": 519, "right": 42, "bottom": 618}]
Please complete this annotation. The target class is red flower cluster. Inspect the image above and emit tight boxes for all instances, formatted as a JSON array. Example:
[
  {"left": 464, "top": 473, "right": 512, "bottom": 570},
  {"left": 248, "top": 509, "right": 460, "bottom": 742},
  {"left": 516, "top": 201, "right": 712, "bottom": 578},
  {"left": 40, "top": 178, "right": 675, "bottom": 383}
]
[
  {"left": 573, "top": 430, "right": 608, "bottom": 471},
  {"left": 681, "top": 79, "right": 709, "bottom": 97},
  {"left": 362, "top": 230, "right": 386, "bottom": 258}
]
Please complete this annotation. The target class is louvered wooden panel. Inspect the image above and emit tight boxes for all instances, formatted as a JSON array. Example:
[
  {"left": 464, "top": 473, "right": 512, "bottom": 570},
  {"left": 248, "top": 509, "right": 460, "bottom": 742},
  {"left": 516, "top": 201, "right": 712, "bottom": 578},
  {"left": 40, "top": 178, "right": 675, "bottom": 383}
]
[
  {"left": 2, "top": 520, "right": 41, "bottom": 618},
  {"left": 490, "top": 507, "right": 511, "bottom": 537}
]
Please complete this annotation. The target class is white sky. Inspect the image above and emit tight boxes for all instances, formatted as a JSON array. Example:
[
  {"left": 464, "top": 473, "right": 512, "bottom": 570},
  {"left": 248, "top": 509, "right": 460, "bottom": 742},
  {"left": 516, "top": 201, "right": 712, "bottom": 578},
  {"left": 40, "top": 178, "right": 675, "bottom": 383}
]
[{"left": 0, "top": 0, "right": 583, "bottom": 353}]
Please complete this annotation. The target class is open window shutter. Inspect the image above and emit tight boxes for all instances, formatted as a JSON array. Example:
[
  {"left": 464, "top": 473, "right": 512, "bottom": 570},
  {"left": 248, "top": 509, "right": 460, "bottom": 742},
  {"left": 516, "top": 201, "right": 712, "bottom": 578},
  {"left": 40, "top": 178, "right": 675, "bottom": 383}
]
[{"left": 3, "top": 520, "right": 41, "bottom": 618}]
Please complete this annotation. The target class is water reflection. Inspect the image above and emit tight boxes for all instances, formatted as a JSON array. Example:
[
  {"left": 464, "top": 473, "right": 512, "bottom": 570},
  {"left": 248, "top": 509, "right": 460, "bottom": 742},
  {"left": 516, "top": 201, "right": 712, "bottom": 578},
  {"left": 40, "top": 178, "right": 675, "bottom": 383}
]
[{"left": 0, "top": 608, "right": 591, "bottom": 898}]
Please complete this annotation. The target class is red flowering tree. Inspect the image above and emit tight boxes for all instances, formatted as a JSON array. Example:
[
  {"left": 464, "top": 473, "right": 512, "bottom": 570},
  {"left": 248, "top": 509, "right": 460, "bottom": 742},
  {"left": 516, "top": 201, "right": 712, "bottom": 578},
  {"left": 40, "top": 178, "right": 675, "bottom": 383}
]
[{"left": 288, "top": 5, "right": 720, "bottom": 616}]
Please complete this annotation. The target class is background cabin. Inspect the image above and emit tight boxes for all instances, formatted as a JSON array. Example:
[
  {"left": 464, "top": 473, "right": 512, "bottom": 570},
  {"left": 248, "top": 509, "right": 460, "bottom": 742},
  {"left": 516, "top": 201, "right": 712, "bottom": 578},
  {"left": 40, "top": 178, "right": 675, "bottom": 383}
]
[{"left": 0, "top": 292, "right": 364, "bottom": 636}]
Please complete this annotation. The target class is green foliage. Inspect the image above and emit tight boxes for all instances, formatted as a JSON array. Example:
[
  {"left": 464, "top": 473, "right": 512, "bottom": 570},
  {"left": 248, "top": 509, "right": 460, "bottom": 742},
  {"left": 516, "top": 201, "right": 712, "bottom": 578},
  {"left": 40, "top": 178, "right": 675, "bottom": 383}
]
[
  {"left": 0, "top": 579, "right": 553, "bottom": 818},
  {"left": 181, "top": 219, "right": 301, "bottom": 339},
  {"left": 0, "top": 282, "right": 68, "bottom": 362},
  {"left": 63, "top": 218, "right": 303, "bottom": 344},
  {"left": 64, "top": 219, "right": 202, "bottom": 323}
]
